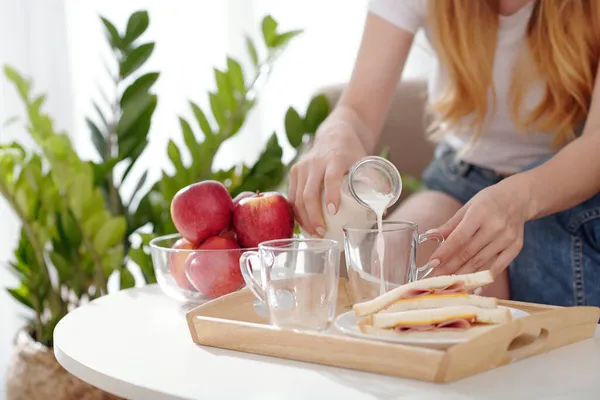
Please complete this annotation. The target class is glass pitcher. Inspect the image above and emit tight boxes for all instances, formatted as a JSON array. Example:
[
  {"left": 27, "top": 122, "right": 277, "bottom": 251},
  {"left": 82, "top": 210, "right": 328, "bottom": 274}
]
[{"left": 300, "top": 156, "right": 403, "bottom": 246}]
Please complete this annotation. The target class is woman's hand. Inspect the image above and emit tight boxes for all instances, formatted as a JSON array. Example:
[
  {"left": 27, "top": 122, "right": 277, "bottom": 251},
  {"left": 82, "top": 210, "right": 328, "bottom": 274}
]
[
  {"left": 288, "top": 128, "right": 366, "bottom": 237},
  {"left": 428, "top": 177, "right": 534, "bottom": 278}
]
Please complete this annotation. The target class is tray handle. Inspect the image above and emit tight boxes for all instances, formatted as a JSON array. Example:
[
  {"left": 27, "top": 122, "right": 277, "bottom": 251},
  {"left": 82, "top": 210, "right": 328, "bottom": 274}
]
[
  {"left": 505, "top": 325, "right": 549, "bottom": 360},
  {"left": 440, "top": 306, "right": 599, "bottom": 382}
]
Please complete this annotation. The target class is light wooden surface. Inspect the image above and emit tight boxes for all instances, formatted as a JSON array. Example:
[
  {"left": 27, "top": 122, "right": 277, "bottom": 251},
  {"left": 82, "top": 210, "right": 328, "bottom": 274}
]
[
  {"left": 187, "top": 279, "right": 600, "bottom": 383},
  {"left": 54, "top": 284, "right": 600, "bottom": 400}
]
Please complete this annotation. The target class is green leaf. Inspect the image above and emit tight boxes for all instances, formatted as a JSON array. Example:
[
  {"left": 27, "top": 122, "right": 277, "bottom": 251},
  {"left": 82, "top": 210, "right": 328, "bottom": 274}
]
[
  {"left": 262, "top": 16, "right": 278, "bottom": 47},
  {"left": 214, "top": 68, "right": 236, "bottom": 111},
  {"left": 121, "top": 72, "right": 159, "bottom": 108},
  {"left": 123, "top": 11, "right": 149, "bottom": 46},
  {"left": 89, "top": 159, "right": 118, "bottom": 187},
  {"left": 167, "top": 140, "right": 185, "bottom": 176},
  {"left": 93, "top": 217, "right": 126, "bottom": 254},
  {"left": 273, "top": 29, "right": 303, "bottom": 47},
  {"left": 226, "top": 57, "right": 246, "bottom": 94},
  {"left": 213, "top": 165, "right": 248, "bottom": 191},
  {"left": 120, "top": 43, "right": 154, "bottom": 79},
  {"left": 49, "top": 252, "right": 71, "bottom": 283},
  {"left": 117, "top": 95, "right": 156, "bottom": 161},
  {"left": 245, "top": 36, "right": 259, "bottom": 67},
  {"left": 284, "top": 107, "right": 305, "bottom": 148},
  {"left": 379, "top": 145, "right": 390, "bottom": 160},
  {"left": 87, "top": 118, "right": 108, "bottom": 160},
  {"left": 401, "top": 173, "right": 423, "bottom": 193},
  {"left": 83, "top": 211, "right": 107, "bottom": 236},
  {"left": 3, "top": 115, "right": 20, "bottom": 128},
  {"left": 120, "top": 268, "right": 136, "bottom": 289},
  {"left": 231, "top": 133, "right": 285, "bottom": 196},
  {"left": 128, "top": 169, "right": 149, "bottom": 205},
  {"left": 7, "top": 285, "right": 34, "bottom": 310},
  {"left": 93, "top": 102, "right": 110, "bottom": 131},
  {"left": 179, "top": 117, "right": 198, "bottom": 150},
  {"left": 59, "top": 212, "right": 82, "bottom": 247},
  {"left": 116, "top": 93, "right": 154, "bottom": 140},
  {"left": 304, "top": 94, "right": 331, "bottom": 133},
  {"left": 128, "top": 243, "right": 156, "bottom": 284},
  {"left": 209, "top": 93, "right": 227, "bottom": 129},
  {"left": 4, "top": 65, "right": 31, "bottom": 100},
  {"left": 100, "top": 17, "right": 121, "bottom": 49},
  {"left": 189, "top": 102, "right": 213, "bottom": 138}
]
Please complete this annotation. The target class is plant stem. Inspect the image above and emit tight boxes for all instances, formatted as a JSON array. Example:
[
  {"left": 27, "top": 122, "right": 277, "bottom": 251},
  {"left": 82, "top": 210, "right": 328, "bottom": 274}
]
[{"left": 81, "top": 227, "right": 108, "bottom": 297}]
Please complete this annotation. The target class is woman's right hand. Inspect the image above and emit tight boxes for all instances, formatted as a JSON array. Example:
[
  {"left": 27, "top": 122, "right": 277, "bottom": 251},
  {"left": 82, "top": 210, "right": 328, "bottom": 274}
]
[{"left": 288, "top": 128, "right": 367, "bottom": 237}]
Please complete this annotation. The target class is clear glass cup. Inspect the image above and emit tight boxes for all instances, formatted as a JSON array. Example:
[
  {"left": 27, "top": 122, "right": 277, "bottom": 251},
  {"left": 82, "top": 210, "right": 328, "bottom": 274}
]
[
  {"left": 343, "top": 220, "right": 444, "bottom": 304},
  {"left": 239, "top": 238, "right": 341, "bottom": 332}
]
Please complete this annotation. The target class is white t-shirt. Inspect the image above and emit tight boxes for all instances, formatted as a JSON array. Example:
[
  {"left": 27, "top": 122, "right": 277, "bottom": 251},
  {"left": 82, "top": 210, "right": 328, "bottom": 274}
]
[{"left": 368, "top": 0, "right": 566, "bottom": 174}]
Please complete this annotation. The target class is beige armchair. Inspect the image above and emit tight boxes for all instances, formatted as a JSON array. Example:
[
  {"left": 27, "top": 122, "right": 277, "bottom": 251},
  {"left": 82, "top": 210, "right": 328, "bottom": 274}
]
[{"left": 318, "top": 78, "right": 435, "bottom": 201}]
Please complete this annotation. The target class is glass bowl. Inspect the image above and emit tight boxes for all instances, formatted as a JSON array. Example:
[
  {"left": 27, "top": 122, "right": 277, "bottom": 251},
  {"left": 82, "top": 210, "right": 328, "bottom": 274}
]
[{"left": 149, "top": 233, "right": 256, "bottom": 303}]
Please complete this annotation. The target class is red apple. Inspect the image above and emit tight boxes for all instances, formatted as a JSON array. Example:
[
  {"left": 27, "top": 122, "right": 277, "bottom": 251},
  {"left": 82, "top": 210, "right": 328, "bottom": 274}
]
[
  {"left": 219, "top": 229, "right": 238, "bottom": 243},
  {"left": 233, "top": 191, "right": 295, "bottom": 248},
  {"left": 233, "top": 191, "right": 255, "bottom": 207},
  {"left": 184, "top": 236, "right": 245, "bottom": 299},
  {"left": 169, "top": 238, "right": 197, "bottom": 291},
  {"left": 170, "top": 180, "right": 233, "bottom": 246}
]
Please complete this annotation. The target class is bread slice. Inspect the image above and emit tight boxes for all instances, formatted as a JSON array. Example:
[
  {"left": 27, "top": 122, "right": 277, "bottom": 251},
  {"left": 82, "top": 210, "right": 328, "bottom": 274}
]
[
  {"left": 360, "top": 324, "right": 498, "bottom": 341},
  {"left": 359, "top": 305, "right": 511, "bottom": 332},
  {"left": 353, "top": 270, "right": 494, "bottom": 317},
  {"left": 382, "top": 294, "right": 497, "bottom": 313}
]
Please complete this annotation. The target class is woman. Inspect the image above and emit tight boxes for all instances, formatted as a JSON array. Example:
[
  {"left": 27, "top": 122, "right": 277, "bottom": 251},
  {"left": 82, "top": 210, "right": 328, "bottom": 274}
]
[{"left": 288, "top": 0, "right": 600, "bottom": 307}]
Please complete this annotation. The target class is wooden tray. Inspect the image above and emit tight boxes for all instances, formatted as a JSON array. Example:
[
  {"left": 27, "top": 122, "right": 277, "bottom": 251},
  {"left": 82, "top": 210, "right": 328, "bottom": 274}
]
[{"left": 186, "top": 279, "right": 600, "bottom": 383}]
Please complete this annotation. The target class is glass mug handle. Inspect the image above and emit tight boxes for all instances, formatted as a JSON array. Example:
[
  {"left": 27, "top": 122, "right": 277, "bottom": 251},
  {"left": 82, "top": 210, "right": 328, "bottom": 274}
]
[
  {"left": 239, "top": 251, "right": 266, "bottom": 302},
  {"left": 415, "top": 229, "right": 445, "bottom": 280}
]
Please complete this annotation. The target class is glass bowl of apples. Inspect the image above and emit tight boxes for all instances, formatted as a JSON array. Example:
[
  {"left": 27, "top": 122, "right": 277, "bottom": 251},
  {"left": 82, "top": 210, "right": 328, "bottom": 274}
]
[
  {"left": 150, "top": 179, "right": 296, "bottom": 303},
  {"left": 149, "top": 233, "right": 256, "bottom": 303}
]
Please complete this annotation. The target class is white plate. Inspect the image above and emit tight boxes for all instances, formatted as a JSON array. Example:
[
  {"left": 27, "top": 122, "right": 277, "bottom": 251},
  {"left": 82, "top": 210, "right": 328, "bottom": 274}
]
[{"left": 334, "top": 306, "right": 529, "bottom": 349}]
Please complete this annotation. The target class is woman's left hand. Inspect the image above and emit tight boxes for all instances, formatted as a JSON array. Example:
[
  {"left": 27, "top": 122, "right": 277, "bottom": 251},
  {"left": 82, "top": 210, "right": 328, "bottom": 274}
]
[{"left": 428, "top": 178, "right": 533, "bottom": 278}]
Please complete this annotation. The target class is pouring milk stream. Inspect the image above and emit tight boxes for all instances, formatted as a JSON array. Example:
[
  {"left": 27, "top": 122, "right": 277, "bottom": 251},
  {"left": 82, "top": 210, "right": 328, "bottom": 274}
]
[{"left": 300, "top": 156, "right": 402, "bottom": 295}]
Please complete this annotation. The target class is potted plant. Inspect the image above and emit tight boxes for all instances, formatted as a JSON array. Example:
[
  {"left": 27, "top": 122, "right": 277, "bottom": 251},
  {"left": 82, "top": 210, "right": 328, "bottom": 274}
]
[{"left": 1, "top": 10, "right": 330, "bottom": 400}]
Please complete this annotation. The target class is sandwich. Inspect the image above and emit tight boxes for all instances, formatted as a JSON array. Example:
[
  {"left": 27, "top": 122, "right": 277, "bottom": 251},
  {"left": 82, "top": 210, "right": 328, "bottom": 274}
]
[
  {"left": 357, "top": 305, "right": 512, "bottom": 337},
  {"left": 353, "top": 270, "right": 495, "bottom": 317}
]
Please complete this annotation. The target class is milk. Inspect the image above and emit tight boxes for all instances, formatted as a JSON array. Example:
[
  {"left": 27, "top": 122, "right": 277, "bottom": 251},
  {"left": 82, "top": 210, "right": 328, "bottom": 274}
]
[
  {"left": 299, "top": 156, "right": 401, "bottom": 296},
  {"left": 353, "top": 188, "right": 394, "bottom": 295}
]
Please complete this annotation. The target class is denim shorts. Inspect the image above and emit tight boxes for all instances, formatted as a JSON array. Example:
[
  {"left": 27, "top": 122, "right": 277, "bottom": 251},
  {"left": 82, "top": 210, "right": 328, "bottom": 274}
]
[{"left": 421, "top": 143, "right": 600, "bottom": 307}]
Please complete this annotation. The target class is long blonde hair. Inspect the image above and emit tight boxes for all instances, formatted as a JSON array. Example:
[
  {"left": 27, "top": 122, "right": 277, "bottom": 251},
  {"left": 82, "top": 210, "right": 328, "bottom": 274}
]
[{"left": 427, "top": 0, "right": 600, "bottom": 147}]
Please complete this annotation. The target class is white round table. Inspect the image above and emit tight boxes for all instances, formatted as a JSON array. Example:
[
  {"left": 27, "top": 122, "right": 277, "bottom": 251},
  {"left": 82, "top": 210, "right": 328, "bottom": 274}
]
[{"left": 54, "top": 284, "right": 600, "bottom": 400}]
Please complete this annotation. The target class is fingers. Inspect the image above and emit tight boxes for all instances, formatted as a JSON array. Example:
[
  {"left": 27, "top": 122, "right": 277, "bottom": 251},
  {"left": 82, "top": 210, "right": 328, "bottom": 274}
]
[
  {"left": 488, "top": 239, "right": 523, "bottom": 277},
  {"left": 303, "top": 164, "right": 327, "bottom": 236},
  {"left": 429, "top": 207, "right": 477, "bottom": 266},
  {"left": 436, "top": 206, "right": 467, "bottom": 239},
  {"left": 290, "top": 165, "right": 314, "bottom": 235},
  {"left": 323, "top": 163, "right": 346, "bottom": 217},
  {"left": 456, "top": 227, "right": 516, "bottom": 274},
  {"left": 435, "top": 228, "right": 491, "bottom": 275}
]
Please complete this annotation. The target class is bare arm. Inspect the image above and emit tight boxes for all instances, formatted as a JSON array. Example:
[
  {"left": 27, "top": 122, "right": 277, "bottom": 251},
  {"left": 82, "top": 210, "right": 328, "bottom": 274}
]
[
  {"left": 289, "top": 13, "right": 416, "bottom": 237},
  {"left": 515, "top": 60, "right": 600, "bottom": 219},
  {"left": 315, "top": 13, "right": 416, "bottom": 154}
]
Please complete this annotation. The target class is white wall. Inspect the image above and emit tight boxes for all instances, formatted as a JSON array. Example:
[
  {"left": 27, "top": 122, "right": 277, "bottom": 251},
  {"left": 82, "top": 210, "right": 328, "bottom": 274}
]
[{"left": 0, "top": 1, "right": 74, "bottom": 397}]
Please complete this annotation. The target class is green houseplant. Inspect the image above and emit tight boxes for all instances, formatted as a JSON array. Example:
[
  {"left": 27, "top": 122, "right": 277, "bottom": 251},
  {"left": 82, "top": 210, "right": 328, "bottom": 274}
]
[{"left": 2, "top": 10, "right": 330, "bottom": 400}]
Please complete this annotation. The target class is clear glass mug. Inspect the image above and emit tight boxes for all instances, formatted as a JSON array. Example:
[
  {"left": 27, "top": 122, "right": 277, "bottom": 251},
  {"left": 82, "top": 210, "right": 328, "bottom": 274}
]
[
  {"left": 239, "top": 238, "right": 341, "bottom": 332},
  {"left": 343, "top": 220, "right": 444, "bottom": 304}
]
